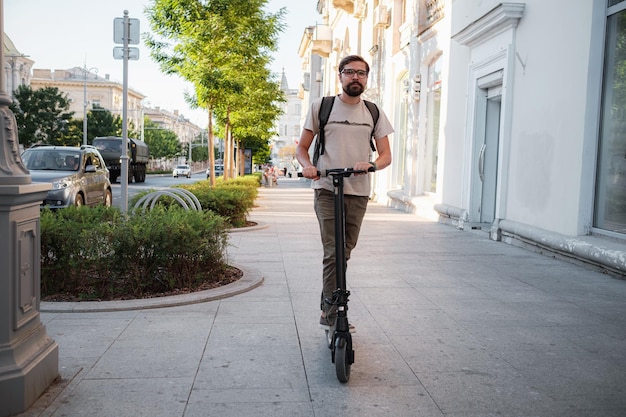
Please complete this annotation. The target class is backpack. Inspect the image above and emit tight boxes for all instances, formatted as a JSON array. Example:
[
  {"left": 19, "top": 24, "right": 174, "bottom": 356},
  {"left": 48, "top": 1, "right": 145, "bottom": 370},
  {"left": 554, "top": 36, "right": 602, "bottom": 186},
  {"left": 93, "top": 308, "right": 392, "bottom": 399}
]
[{"left": 312, "top": 96, "right": 380, "bottom": 166}]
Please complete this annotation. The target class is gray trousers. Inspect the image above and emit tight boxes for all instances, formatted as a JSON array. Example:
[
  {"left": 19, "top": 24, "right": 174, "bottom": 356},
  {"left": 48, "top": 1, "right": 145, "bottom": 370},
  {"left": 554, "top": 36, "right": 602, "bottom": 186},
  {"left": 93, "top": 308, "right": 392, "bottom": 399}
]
[{"left": 314, "top": 189, "right": 368, "bottom": 318}]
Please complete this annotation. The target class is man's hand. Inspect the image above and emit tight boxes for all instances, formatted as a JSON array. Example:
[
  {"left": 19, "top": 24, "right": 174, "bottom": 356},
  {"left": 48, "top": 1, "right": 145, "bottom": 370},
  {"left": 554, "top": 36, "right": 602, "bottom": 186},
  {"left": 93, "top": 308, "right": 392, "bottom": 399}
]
[
  {"left": 354, "top": 161, "right": 374, "bottom": 176},
  {"left": 301, "top": 165, "right": 320, "bottom": 180}
]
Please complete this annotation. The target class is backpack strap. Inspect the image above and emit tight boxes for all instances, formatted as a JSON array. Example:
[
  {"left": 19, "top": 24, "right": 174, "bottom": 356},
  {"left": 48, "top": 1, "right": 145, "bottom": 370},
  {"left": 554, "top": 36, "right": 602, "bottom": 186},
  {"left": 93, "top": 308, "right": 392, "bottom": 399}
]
[
  {"left": 363, "top": 100, "right": 380, "bottom": 152},
  {"left": 313, "top": 96, "right": 336, "bottom": 166}
]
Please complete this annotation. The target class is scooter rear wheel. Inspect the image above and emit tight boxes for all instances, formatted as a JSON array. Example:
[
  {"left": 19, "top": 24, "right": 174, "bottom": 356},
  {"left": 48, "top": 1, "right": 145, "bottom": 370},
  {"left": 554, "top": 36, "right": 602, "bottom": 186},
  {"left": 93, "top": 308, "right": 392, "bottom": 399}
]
[{"left": 335, "top": 336, "right": 351, "bottom": 382}]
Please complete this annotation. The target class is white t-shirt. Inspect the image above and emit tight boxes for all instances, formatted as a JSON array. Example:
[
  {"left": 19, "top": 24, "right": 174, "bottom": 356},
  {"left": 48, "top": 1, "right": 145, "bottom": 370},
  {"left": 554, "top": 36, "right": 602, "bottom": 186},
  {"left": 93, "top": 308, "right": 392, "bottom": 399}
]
[{"left": 304, "top": 95, "right": 394, "bottom": 196}]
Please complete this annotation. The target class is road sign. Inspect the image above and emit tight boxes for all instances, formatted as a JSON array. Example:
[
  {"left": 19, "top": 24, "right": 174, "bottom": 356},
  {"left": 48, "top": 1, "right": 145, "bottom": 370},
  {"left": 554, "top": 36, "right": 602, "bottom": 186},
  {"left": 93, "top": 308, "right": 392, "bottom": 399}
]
[
  {"left": 113, "top": 17, "right": 140, "bottom": 45},
  {"left": 113, "top": 47, "right": 139, "bottom": 60}
]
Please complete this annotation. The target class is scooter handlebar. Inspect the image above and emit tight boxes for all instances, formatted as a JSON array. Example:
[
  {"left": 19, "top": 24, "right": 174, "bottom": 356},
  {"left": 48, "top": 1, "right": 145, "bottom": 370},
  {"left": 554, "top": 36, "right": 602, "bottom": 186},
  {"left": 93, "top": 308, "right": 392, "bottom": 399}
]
[{"left": 297, "top": 166, "right": 375, "bottom": 178}]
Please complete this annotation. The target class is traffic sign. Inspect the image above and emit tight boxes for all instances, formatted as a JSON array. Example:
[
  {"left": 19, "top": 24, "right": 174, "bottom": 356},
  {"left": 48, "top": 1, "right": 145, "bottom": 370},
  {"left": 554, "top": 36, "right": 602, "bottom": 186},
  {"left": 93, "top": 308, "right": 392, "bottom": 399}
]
[
  {"left": 113, "top": 17, "right": 140, "bottom": 45},
  {"left": 113, "top": 47, "right": 140, "bottom": 60}
]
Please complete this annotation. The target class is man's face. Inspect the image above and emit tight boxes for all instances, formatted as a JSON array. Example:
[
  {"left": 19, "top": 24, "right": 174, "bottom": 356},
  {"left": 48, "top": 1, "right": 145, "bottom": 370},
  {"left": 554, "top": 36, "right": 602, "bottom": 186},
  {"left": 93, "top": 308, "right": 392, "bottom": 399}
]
[{"left": 339, "top": 61, "right": 368, "bottom": 97}]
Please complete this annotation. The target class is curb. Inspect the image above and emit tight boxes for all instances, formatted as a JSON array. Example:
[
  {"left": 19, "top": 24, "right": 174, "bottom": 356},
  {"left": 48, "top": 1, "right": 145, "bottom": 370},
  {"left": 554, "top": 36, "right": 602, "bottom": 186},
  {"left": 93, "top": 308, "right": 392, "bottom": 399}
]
[
  {"left": 41, "top": 264, "right": 264, "bottom": 313},
  {"left": 229, "top": 220, "right": 269, "bottom": 233}
]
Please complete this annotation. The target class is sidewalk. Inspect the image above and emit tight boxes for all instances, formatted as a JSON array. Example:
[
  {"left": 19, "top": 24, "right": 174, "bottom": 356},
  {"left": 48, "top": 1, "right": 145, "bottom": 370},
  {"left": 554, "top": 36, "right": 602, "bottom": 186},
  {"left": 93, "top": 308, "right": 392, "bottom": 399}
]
[{"left": 16, "top": 178, "right": 626, "bottom": 417}]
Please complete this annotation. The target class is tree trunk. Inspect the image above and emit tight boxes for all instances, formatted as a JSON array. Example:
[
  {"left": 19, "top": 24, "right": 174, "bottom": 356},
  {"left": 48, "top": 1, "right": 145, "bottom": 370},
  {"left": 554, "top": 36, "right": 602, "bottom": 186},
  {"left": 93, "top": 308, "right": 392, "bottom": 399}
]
[{"left": 207, "top": 105, "right": 216, "bottom": 186}]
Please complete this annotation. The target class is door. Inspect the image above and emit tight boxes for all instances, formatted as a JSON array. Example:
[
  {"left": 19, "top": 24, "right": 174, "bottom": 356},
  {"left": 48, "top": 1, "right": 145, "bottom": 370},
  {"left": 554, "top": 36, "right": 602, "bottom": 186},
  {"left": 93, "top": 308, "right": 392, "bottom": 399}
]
[
  {"left": 479, "top": 95, "right": 501, "bottom": 223},
  {"left": 470, "top": 71, "right": 502, "bottom": 227}
]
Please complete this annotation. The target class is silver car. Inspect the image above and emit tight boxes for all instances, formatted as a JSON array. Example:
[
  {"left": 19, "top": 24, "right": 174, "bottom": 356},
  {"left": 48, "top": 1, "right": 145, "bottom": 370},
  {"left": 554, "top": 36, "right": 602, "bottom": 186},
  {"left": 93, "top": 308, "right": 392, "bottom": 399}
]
[{"left": 21, "top": 145, "right": 113, "bottom": 208}]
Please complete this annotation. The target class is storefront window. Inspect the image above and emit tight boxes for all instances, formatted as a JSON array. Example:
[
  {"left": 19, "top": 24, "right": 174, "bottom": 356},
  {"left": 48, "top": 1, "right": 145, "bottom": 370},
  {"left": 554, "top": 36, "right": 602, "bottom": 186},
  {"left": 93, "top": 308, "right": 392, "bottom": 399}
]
[{"left": 596, "top": 6, "right": 626, "bottom": 233}]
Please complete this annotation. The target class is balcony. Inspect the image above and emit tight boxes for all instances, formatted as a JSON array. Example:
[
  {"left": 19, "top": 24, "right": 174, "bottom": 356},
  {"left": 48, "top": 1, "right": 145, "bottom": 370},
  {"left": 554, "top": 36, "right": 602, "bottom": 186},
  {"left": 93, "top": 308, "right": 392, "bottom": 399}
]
[
  {"left": 374, "top": 5, "right": 390, "bottom": 28},
  {"left": 311, "top": 25, "right": 332, "bottom": 57},
  {"left": 332, "top": 0, "right": 354, "bottom": 14}
]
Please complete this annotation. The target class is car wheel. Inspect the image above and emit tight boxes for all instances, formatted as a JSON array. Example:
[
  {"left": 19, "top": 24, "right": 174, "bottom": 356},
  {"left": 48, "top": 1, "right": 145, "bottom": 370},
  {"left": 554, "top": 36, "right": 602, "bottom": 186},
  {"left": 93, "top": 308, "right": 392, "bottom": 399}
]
[
  {"left": 75, "top": 193, "right": 84, "bottom": 207},
  {"left": 103, "top": 189, "right": 112, "bottom": 207}
]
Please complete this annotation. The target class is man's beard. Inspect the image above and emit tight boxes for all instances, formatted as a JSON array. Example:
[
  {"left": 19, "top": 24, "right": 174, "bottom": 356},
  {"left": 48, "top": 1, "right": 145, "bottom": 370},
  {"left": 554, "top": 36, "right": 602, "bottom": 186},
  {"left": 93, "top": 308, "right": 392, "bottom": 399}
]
[{"left": 343, "top": 82, "right": 364, "bottom": 97}]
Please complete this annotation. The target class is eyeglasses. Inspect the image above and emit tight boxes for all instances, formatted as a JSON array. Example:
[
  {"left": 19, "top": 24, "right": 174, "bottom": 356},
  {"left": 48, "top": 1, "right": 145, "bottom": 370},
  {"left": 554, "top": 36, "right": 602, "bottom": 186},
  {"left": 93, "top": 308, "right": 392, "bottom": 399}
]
[{"left": 341, "top": 69, "right": 368, "bottom": 79}]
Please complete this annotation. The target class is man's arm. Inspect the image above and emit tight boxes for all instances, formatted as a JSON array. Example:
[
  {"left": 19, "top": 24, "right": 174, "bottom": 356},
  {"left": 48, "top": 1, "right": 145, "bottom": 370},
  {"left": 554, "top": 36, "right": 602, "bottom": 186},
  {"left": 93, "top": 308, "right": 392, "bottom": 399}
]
[
  {"left": 373, "top": 136, "right": 392, "bottom": 170},
  {"left": 354, "top": 135, "right": 392, "bottom": 173},
  {"left": 296, "top": 128, "right": 320, "bottom": 180}
]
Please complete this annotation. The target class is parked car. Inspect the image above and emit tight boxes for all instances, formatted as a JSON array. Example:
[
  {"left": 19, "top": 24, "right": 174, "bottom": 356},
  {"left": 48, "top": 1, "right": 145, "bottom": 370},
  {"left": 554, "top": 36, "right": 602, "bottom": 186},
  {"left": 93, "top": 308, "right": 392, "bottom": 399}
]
[
  {"left": 206, "top": 164, "right": 224, "bottom": 178},
  {"left": 173, "top": 164, "right": 192, "bottom": 178},
  {"left": 21, "top": 145, "right": 113, "bottom": 208}
]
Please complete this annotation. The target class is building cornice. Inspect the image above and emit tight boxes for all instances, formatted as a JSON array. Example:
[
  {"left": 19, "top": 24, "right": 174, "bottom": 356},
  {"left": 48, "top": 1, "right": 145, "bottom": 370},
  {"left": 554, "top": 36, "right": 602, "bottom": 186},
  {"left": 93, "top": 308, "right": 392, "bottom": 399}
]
[{"left": 452, "top": 2, "right": 525, "bottom": 47}]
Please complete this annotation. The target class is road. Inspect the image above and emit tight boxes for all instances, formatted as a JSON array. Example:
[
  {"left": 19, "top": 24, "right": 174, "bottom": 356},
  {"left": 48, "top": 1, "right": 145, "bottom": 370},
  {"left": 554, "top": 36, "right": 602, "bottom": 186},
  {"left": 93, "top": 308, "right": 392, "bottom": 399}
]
[{"left": 111, "top": 171, "right": 207, "bottom": 210}]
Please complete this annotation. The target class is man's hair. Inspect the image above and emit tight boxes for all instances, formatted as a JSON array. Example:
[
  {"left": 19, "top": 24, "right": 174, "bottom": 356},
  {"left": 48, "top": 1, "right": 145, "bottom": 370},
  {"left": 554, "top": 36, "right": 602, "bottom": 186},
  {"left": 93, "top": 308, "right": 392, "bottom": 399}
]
[{"left": 338, "top": 55, "right": 370, "bottom": 75}]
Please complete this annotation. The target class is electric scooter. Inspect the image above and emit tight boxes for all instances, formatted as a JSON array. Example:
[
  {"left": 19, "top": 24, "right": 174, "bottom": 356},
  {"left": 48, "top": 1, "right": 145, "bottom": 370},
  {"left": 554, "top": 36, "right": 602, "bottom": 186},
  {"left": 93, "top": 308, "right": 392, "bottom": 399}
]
[{"left": 302, "top": 166, "right": 373, "bottom": 382}]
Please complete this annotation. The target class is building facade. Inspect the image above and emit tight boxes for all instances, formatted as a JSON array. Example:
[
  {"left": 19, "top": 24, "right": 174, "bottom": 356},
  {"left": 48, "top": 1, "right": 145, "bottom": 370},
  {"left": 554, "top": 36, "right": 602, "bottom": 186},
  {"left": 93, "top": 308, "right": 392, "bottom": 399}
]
[
  {"left": 272, "top": 71, "right": 301, "bottom": 172},
  {"left": 30, "top": 67, "right": 145, "bottom": 137},
  {"left": 298, "top": 0, "right": 626, "bottom": 274},
  {"left": 3, "top": 34, "right": 32, "bottom": 95},
  {"left": 143, "top": 106, "right": 205, "bottom": 145}
]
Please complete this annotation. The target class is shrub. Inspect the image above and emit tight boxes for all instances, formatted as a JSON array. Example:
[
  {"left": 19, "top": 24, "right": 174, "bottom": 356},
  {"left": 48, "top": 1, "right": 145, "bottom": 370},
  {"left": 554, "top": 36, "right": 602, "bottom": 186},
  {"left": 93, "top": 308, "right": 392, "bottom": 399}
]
[
  {"left": 180, "top": 178, "right": 258, "bottom": 227},
  {"left": 130, "top": 174, "right": 260, "bottom": 227},
  {"left": 41, "top": 206, "right": 230, "bottom": 300}
]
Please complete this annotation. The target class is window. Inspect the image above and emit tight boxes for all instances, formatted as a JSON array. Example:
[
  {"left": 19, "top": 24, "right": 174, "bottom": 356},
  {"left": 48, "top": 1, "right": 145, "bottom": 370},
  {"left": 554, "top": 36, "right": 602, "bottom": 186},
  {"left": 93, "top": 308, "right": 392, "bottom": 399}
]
[
  {"left": 392, "top": 73, "right": 409, "bottom": 189},
  {"left": 425, "top": 57, "right": 442, "bottom": 193},
  {"left": 595, "top": 3, "right": 626, "bottom": 233}
]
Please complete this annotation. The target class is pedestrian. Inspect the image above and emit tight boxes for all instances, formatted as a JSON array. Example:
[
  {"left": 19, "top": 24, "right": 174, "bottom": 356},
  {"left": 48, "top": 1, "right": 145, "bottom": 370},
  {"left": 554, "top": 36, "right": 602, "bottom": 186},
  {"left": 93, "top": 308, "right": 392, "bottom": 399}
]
[
  {"left": 295, "top": 55, "right": 393, "bottom": 328},
  {"left": 263, "top": 165, "right": 270, "bottom": 187}
]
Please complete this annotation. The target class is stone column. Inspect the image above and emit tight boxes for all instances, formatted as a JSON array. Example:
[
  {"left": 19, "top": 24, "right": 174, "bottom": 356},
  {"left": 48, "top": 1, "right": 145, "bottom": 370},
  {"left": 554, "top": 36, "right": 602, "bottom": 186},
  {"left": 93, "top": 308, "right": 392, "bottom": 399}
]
[{"left": 0, "top": 2, "right": 59, "bottom": 415}]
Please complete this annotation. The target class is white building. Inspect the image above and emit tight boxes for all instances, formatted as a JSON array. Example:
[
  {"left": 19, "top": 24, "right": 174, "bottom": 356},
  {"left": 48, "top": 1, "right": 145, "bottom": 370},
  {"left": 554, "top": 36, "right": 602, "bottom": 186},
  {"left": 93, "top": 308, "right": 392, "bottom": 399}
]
[
  {"left": 298, "top": 0, "right": 626, "bottom": 275},
  {"left": 273, "top": 71, "right": 302, "bottom": 172},
  {"left": 2, "top": 34, "right": 32, "bottom": 95}
]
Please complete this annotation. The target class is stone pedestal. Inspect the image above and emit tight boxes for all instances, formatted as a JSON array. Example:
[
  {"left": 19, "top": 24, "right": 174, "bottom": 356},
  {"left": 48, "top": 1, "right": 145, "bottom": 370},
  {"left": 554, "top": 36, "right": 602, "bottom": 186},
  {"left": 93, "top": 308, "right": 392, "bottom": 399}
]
[{"left": 0, "top": 183, "right": 59, "bottom": 417}]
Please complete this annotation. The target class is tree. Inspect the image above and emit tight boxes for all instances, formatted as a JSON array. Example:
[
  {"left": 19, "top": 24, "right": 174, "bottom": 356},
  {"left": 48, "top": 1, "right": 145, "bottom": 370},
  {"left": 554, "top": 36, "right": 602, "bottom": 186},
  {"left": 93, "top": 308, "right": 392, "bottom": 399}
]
[
  {"left": 143, "top": 117, "right": 181, "bottom": 160},
  {"left": 10, "top": 85, "right": 75, "bottom": 147},
  {"left": 226, "top": 70, "right": 284, "bottom": 174},
  {"left": 146, "top": 0, "right": 285, "bottom": 183},
  {"left": 191, "top": 136, "right": 209, "bottom": 162},
  {"left": 85, "top": 105, "right": 120, "bottom": 141}
]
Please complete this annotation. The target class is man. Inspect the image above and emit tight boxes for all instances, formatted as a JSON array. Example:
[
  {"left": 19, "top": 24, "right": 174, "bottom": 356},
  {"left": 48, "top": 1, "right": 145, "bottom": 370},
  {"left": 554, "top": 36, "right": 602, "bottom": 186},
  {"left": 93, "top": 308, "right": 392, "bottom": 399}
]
[
  {"left": 296, "top": 55, "right": 393, "bottom": 327},
  {"left": 65, "top": 155, "right": 79, "bottom": 171}
]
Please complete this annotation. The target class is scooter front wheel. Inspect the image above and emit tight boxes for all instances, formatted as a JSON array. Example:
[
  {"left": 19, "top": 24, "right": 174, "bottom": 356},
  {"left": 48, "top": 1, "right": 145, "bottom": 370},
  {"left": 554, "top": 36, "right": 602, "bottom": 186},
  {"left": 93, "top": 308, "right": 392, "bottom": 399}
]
[{"left": 335, "top": 336, "right": 351, "bottom": 382}]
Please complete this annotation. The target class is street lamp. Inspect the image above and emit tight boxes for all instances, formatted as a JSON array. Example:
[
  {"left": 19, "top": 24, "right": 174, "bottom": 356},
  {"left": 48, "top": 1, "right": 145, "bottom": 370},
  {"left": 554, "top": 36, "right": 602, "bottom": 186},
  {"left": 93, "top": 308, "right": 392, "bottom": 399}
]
[{"left": 82, "top": 66, "right": 98, "bottom": 145}]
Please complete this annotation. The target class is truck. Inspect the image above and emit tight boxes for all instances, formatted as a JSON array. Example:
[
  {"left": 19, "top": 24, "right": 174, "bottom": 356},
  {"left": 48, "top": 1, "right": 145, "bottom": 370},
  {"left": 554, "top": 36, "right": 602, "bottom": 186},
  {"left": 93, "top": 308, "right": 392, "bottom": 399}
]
[{"left": 92, "top": 136, "right": 149, "bottom": 183}]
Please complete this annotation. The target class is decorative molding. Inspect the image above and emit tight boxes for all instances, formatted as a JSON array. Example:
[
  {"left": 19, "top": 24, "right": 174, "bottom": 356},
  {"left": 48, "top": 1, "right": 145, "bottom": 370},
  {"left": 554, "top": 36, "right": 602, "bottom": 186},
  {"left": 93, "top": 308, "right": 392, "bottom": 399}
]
[
  {"left": 453, "top": 3, "right": 525, "bottom": 48},
  {"left": 426, "top": 0, "right": 445, "bottom": 26}
]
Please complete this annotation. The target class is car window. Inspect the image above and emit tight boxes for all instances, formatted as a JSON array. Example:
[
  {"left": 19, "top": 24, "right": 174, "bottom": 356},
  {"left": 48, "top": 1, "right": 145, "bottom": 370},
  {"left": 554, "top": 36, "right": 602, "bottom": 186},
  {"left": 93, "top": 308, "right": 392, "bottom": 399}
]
[
  {"left": 88, "top": 152, "right": 102, "bottom": 169},
  {"left": 94, "top": 140, "right": 122, "bottom": 153},
  {"left": 96, "top": 154, "right": 106, "bottom": 169},
  {"left": 23, "top": 149, "right": 60, "bottom": 170}
]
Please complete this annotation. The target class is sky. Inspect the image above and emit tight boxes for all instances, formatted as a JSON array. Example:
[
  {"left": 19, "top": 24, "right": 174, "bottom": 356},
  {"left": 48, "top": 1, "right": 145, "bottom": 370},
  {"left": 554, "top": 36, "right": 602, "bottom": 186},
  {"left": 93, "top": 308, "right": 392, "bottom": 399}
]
[{"left": 3, "top": 0, "right": 320, "bottom": 128}]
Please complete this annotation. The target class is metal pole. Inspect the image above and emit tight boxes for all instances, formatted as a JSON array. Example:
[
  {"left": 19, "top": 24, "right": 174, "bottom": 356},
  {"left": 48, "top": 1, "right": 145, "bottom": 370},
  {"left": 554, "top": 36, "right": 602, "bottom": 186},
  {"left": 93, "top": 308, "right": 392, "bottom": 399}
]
[
  {"left": 82, "top": 70, "right": 87, "bottom": 145},
  {"left": 120, "top": 10, "right": 130, "bottom": 213},
  {"left": 188, "top": 135, "right": 192, "bottom": 164}
]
